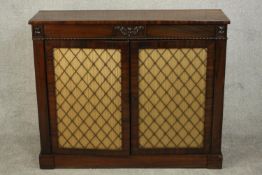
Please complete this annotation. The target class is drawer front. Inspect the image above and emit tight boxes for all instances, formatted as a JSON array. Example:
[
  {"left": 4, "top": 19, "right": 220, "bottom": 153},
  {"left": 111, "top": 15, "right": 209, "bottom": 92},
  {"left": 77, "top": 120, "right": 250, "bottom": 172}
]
[
  {"left": 44, "top": 24, "right": 145, "bottom": 38},
  {"left": 146, "top": 25, "right": 216, "bottom": 38},
  {"left": 44, "top": 24, "right": 114, "bottom": 38},
  {"left": 45, "top": 40, "right": 130, "bottom": 155},
  {"left": 130, "top": 40, "right": 215, "bottom": 154},
  {"left": 42, "top": 24, "right": 218, "bottom": 39}
]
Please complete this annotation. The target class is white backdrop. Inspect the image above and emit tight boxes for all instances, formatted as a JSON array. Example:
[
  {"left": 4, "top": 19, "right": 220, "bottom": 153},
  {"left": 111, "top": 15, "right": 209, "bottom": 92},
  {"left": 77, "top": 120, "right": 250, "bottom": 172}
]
[{"left": 0, "top": 1, "right": 261, "bottom": 175}]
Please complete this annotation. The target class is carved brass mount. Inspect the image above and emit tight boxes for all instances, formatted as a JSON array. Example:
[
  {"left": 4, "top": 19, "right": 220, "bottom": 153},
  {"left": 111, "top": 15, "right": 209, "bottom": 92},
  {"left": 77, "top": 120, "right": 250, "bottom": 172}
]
[{"left": 114, "top": 25, "right": 144, "bottom": 37}]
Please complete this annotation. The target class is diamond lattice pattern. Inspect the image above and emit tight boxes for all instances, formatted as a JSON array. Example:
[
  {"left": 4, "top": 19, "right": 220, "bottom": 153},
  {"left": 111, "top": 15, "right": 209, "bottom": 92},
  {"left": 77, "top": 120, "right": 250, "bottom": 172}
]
[
  {"left": 54, "top": 48, "right": 122, "bottom": 150},
  {"left": 138, "top": 48, "right": 207, "bottom": 148}
]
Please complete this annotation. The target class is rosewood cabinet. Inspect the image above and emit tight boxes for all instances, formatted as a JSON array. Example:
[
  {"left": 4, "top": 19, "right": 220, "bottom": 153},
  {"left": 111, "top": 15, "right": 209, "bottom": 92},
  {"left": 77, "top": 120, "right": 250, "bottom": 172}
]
[{"left": 29, "top": 10, "right": 230, "bottom": 169}]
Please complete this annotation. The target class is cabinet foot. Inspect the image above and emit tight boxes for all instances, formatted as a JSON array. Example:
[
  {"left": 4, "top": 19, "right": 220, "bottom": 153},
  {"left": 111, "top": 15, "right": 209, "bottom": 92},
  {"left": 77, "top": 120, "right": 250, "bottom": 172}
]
[
  {"left": 207, "top": 154, "right": 223, "bottom": 169},
  {"left": 39, "top": 154, "right": 55, "bottom": 169}
]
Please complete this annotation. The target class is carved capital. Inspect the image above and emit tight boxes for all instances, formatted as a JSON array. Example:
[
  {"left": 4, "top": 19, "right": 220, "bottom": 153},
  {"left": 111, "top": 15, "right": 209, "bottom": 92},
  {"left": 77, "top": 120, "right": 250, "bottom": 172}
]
[
  {"left": 114, "top": 25, "right": 144, "bottom": 37},
  {"left": 216, "top": 25, "right": 226, "bottom": 38},
  {"left": 32, "top": 25, "right": 43, "bottom": 37}
]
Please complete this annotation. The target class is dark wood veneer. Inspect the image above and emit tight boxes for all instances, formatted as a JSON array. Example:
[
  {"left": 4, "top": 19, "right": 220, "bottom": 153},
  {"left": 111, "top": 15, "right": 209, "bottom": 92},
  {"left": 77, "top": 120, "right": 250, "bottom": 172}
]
[
  {"left": 33, "top": 40, "right": 51, "bottom": 153},
  {"left": 29, "top": 10, "right": 230, "bottom": 169},
  {"left": 38, "top": 153, "right": 222, "bottom": 168},
  {"left": 29, "top": 10, "right": 230, "bottom": 25},
  {"left": 43, "top": 24, "right": 219, "bottom": 39}
]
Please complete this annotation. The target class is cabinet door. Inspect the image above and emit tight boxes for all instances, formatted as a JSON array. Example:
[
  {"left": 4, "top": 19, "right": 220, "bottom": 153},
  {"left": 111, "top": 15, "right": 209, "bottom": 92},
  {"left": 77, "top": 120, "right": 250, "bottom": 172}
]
[
  {"left": 45, "top": 40, "right": 129, "bottom": 155},
  {"left": 131, "top": 40, "right": 215, "bottom": 154}
]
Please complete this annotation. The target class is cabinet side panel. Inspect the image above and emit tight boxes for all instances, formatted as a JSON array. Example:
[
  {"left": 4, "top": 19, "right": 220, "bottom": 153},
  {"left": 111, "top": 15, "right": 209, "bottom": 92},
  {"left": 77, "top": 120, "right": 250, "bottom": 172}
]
[
  {"left": 33, "top": 40, "right": 51, "bottom": 153},
  {"left": 211, "top": 40, "right": 227, "bottom": 153}
]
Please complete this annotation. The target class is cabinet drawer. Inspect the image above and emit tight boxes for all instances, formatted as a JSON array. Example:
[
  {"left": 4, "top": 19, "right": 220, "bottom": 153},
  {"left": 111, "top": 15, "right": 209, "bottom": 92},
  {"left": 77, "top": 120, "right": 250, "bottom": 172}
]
[
  {"left": 44, "top": 24, "right": 114, "bottom": 38},
  {"left": 146, "top": 25, "right": 216, "bottom": 38},
  {"left": 44, "top": 24, "right": 146, "bottom": 38}
]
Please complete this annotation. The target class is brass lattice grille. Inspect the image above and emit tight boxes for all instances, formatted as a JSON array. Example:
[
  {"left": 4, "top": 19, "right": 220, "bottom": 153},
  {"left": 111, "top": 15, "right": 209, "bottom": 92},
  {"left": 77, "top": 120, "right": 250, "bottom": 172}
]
[
  {"left": 138, "top": 48, "right": 207, "bottom": 149},
  {"left": 53, "top": 48, "right": 122, "bottom": 150}
]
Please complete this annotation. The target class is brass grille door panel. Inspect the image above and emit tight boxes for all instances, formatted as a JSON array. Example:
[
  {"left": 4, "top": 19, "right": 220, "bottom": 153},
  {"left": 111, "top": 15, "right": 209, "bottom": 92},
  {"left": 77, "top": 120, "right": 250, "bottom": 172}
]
[
  {"left": 131, "top": 41, "right": 215, "bottom": 154},
  {"left": 46, "top": 41, "right": 129, "bottom": 155}
]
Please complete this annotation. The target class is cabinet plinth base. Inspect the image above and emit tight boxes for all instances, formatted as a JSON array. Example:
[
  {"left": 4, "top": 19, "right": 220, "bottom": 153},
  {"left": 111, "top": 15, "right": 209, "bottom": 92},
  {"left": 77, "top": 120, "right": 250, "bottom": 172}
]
[{"left": 39, "top": 153, "right": 222, "bottom": 169}]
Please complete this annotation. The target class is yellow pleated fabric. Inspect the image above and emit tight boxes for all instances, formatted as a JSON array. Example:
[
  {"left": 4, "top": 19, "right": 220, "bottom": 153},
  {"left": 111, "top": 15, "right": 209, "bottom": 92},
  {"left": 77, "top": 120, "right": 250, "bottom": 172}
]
[
  {"left": 138, "top": 48, "right": 207, "bottom": 148},
  {"left": 53, "top": 48, "right": 122, "bottom": 150}
]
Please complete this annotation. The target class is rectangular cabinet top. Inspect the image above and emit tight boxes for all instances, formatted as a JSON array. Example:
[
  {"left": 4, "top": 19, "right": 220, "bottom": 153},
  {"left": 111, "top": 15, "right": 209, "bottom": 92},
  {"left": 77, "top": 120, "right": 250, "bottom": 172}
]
[{"left": 29, "top": 10, "right": 230, "bottom": 25}]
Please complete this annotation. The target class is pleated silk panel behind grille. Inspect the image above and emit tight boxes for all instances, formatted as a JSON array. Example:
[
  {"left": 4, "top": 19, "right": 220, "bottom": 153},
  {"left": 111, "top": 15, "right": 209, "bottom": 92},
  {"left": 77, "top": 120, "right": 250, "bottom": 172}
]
[
  {"left": 53, "top": 48, "right": 122, "bottom": 150},
  {"left": 138, "top": 48, "right": 207, "bottom": 149}
]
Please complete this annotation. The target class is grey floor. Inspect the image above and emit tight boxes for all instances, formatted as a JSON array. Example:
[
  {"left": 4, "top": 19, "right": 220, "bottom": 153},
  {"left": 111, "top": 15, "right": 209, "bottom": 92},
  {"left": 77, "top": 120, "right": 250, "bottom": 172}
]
[
  {"left": 0, "top": 124, "right": 262, "bottom": 175},
  {"left": 0, "top": 87, "right": 261, "bottom": 175}
]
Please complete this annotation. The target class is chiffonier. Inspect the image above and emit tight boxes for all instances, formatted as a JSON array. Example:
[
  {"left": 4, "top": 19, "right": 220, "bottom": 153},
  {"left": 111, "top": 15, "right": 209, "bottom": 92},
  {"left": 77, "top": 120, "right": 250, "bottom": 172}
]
[{"left": 29, "top": 10, "right": 230, "bottom": 169}]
